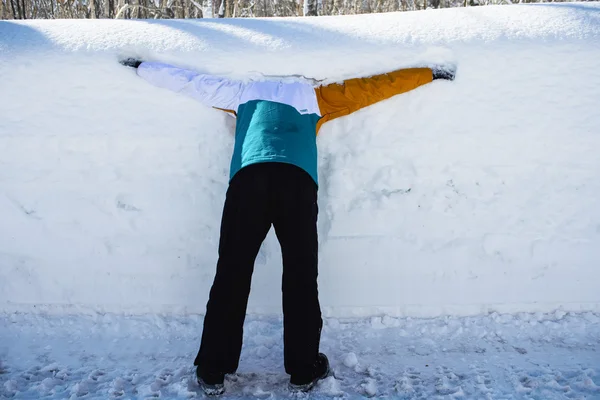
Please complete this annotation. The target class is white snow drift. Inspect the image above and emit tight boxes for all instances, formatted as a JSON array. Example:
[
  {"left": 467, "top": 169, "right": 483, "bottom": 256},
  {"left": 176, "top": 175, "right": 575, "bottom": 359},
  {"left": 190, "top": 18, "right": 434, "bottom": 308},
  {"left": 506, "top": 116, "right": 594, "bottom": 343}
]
[{"left": 1, "top": 4, "right": 600, "bottom": 317}]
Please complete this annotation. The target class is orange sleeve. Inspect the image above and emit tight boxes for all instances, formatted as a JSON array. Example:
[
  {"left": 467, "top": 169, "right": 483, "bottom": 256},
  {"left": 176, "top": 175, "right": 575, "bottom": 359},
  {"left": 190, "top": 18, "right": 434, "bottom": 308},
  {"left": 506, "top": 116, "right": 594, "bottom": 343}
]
[{"left": 314, "top": 67, "right": 433, "bottom": 133}]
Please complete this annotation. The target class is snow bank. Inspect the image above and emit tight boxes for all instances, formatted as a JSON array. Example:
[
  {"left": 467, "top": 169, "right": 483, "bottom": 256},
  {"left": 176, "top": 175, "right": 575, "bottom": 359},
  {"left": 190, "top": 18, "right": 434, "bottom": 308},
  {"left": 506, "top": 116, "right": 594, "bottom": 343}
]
[{"left": 1, "top": 4, "right": 600, "bottom": 317}]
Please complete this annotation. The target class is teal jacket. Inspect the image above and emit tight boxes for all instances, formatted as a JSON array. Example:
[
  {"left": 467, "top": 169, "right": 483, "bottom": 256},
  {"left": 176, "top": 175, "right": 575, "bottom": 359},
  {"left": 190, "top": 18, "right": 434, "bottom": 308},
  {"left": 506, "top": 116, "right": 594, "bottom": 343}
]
[{"left": 136, "top": 62, "right": 435, "bottom": 185}]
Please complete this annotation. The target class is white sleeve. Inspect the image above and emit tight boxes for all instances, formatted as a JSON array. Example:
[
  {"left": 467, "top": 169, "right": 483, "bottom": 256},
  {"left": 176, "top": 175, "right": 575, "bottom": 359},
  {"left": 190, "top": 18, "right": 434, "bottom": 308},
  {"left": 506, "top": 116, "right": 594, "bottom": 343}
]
[{"left": 136, "top": 62, "right": 244, "bottom": 111}]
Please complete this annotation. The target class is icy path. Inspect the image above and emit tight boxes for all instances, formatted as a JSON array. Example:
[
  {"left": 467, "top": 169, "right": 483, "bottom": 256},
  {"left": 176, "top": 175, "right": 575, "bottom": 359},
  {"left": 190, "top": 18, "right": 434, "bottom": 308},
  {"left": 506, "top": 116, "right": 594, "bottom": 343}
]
[{"left": 1, "top": 311, "right": 599, "bottom": 399}]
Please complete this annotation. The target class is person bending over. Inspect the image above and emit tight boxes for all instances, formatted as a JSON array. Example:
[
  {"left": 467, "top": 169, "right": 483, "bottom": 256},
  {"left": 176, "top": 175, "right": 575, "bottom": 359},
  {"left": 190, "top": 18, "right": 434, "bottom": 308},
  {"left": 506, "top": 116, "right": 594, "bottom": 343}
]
[{"left": 120, "top": 57, "right": 455, "bottom": 395}]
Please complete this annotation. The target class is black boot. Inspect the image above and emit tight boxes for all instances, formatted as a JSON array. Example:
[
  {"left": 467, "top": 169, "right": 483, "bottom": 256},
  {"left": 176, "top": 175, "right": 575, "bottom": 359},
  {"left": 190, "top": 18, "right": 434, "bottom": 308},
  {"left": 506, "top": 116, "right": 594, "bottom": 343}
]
[
  {"left": 196, "top": 367, "right": 225, "bottom": 396},
  {"left": 289, "top": 353, "right": 330, "bottom": 392}
]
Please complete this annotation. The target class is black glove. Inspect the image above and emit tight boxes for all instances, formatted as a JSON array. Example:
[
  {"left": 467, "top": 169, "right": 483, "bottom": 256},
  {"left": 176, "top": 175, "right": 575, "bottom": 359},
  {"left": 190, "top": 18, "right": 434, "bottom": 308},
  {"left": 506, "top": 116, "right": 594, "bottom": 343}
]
[
  {"left": 119, "top": 58, "right": 143, "bottom": 69},
  {"left": 432, "top": 64, "right": 456, "bottom": 81}
]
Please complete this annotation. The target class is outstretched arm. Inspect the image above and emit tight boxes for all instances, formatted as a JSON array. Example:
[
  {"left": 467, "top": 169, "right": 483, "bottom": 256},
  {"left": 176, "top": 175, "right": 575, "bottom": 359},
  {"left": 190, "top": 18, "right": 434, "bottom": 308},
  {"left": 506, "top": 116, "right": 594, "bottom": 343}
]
[
  {"left": 315, "top": 65, "right": 455, "bottom": 131},
  {"left": 120, "top": 58, "right": 244, "bottom": 114}
]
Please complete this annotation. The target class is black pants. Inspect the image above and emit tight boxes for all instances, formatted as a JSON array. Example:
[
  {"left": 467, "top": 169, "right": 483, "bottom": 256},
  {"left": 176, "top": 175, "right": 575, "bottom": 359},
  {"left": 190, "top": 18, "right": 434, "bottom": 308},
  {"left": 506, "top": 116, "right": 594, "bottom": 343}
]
[{"left": 194, "top": 162, "right": 323, "bottom": 378}]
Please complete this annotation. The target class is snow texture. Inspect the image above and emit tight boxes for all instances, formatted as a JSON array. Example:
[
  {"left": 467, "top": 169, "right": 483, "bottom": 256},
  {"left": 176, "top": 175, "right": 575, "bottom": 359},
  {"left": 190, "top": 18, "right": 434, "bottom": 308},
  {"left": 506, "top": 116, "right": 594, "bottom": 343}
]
[
  {"left": 1, "top": 311, "right": 599, "bottom": 399},
  {"left": 1, "top": 4, "right": 600, "bottom": 317}
]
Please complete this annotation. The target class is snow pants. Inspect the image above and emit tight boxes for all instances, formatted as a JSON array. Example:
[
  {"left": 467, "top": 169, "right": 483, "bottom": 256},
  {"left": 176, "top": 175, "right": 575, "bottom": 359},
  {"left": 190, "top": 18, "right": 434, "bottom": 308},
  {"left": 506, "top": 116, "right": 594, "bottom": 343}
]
[{"left": 194, "top": 162, "right": 323, "bottom": 378}]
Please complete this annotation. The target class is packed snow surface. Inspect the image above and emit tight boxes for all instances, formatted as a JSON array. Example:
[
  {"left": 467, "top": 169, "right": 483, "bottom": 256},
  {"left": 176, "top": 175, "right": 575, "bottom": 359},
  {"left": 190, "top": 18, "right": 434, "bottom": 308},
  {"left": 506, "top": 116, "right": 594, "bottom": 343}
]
[
  {"left": 1, "top": 4, "right": 600, "bottom": 317},
  {"left": 1, "top": 311, "right": 599, "bottom": 399}
]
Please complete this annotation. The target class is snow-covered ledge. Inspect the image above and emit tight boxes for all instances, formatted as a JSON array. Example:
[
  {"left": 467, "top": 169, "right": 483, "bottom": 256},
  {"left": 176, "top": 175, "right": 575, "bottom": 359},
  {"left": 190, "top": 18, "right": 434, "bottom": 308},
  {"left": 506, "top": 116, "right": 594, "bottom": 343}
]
[{"left": 1, "top": 4, "right": 600, "bottom": 317}]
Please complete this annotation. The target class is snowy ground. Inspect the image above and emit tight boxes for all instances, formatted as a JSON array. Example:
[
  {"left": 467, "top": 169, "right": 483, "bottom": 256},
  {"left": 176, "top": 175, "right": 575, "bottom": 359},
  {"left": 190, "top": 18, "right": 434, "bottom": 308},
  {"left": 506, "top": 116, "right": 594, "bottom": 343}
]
[{"left": 2, "top": 311, "right": 599, "bottom": 399}]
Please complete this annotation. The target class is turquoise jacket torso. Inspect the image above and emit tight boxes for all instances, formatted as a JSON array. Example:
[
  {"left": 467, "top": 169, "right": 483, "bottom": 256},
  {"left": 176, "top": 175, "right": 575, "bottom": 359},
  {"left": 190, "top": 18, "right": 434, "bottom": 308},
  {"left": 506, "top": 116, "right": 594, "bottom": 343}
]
[{"left": 232, "top": 100, "right": 320, "bottom": 184}]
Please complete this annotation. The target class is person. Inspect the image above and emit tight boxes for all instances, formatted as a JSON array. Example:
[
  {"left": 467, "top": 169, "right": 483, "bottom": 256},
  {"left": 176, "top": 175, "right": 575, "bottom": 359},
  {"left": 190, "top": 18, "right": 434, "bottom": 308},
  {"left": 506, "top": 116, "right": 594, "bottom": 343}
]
[{"left": 120, "top": 57, "right": 455, "bottom": 395}]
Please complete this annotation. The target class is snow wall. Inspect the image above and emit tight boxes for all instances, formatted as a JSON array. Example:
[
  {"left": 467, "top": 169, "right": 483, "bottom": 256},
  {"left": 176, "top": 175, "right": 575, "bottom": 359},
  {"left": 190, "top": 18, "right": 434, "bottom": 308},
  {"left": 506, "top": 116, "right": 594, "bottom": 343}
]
[{"left": 1, "top": 4, "right": 600, "bottom": 318}]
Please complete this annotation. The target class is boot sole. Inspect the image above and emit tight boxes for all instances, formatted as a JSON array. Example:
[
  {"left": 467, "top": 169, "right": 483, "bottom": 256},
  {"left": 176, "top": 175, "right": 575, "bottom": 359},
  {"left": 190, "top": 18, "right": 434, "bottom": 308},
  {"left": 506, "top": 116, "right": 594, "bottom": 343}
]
[
  {"left": 197, "top": 378, "right": 225, "bottom": 396},
  {"left": 288, "top": 365, "right": 332, "bottom": 393}
]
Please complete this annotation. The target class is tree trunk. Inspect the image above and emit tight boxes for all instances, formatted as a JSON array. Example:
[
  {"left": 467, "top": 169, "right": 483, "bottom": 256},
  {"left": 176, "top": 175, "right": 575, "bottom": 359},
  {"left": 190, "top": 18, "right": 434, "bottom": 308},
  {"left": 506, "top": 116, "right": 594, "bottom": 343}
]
[
  {"left": 104, "top": 0, "right": 108, "bottom": 17},
  {"left": 14, "top": 0, "right": 22, "bottom": 18},
  {"left": 303, "top": 0, "right": 315, "bottom": 15}
]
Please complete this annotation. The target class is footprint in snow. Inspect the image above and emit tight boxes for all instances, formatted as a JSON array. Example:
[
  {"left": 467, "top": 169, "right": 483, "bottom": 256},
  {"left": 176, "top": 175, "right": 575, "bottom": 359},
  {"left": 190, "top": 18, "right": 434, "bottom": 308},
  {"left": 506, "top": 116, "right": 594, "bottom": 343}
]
[{"left": 513, "top": 346, "right": 528, "bottom": 354}]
